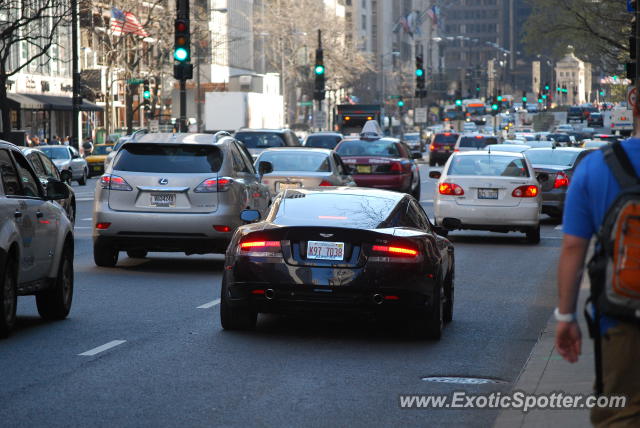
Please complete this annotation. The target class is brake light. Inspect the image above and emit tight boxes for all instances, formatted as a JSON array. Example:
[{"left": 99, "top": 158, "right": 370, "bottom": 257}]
[
  {"left": 444, "top": 133, "right": 451, "bottom": 136},
  {"left": 213, "top": 225, "right": 231, "bottom": 232},
  {"left": 239, "top": 241, "right": 281, "bottom": 250},
  {"left": 389, "top": 162, "right": 403, "bottom": 173},
  {"left": 319, "top": 180, "right": 333, "bottom": 186},
  {"left": 195, "top": 177, "right": 232, "bottom": 192},
  {"left": 554, "top": 172, "right": 569, "bottom": 188},
  {"left": 430, "top": 144, "right": 436, "bottom": 151},
  {"left": 439, "top": 183, "right": 465, "bottom": 196},
  {"left": 512, "top": 185, "right": 539, "bottom": 198},
  {"left": 454, "top": 149, "right": 460, "bottom": 152},
  {"left": 372, "top": 245, "right": 418, "bottom": 257},
  {"left": 100, "top": 174, "right": 132, "bottom": 191},
  {"left": 96, "top": 222, "right": 111, "bottom": 230}
]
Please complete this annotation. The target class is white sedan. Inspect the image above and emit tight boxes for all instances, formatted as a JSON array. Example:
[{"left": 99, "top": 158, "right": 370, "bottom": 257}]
[{"left": 431, "top": 151, "right": 542, "bottom": 244}]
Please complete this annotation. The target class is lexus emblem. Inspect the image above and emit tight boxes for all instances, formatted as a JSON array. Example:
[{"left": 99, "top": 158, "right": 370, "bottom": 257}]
[{"left": 159, "top": 178, "right": 169, "bottom": 185}]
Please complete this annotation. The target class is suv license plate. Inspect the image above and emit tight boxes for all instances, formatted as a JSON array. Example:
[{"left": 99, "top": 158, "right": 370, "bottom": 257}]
[
  {"left": 478, "top": 189, "right": 498, "bottom": 199},
  {"left": 151, "top": 193, "right": 176, "bottom": 207},
  {"left": 307, "top": 241, "right": 345, "bottom": 261}
]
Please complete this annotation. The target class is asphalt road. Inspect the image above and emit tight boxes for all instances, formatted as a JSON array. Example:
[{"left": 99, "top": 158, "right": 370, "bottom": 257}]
[{"left": 0, "top": 164, "right": 564, "bottom": 428}]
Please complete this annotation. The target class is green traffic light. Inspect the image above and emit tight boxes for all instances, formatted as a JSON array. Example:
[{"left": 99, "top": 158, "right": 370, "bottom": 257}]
[
  {"left": 174, "top": 47, "right": 188, "bottom": 62},
  {"left": 455, "top": 99, "right": 462, "bottom": 106},
  {"left": 496, "top": 96, "right": 502, "bottom": 102},
  {"left": 542, "top": 94, "right": 547, "bottom": 99},
  {"left": 415, "top": 69, "right": 424, "bottom": 77},
  {"left": 599, "top": 91, "right": 605, "bottom": 96},
  {"left": 143, "top": 90, "right": 151, "bottom": 99},
  {"left": 522, "top": 97, "right": 527, "bottom": 102},
  {"left": 314, "top": 65, "right": 325, "bottom": 75},
  {"left": 397, "top": 100, "right": 405, "bottom": 107},
  {"left": 491, "top": 104, "right": 498, "bottom": 111},
  {"left": 538, "top": 98, "right": 543, "bottom": 103},
  {"left": 544, "top": 85, "right": 550, "bottom": 91}
]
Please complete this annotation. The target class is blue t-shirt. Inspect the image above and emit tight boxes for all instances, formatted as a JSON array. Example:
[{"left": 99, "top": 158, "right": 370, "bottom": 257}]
[{"left": 563, "top": 138, "right": 640, "bottom": 332}]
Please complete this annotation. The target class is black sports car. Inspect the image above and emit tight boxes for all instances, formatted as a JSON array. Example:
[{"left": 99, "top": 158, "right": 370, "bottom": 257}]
[{"left": 220, "top": 187, "right": 455, "bottom": 339}]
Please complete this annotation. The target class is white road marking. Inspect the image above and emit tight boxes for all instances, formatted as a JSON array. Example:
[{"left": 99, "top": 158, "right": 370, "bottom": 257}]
[
  {"left": 82, "top": 217, "right": 92, "bottom": 221},
  {"left": 197, "top": 299, "right": 221, "bottom": 309},
  {"left": 78, "top": 340, "right": 126, "bottom": 356},
  {"left": 555, "top": 225, "right": 563, "bottom": 230},
  {"left": 77, "top": 198, "right": 94, "bottom": 202},
  {"left": 74, "top": 226, "right": 92, "bottom": 229}
]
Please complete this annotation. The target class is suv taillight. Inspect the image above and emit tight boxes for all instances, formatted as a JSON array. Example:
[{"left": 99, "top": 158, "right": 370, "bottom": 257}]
[
  {"left": 554, "top": 172, "right": 569, "bottom": 188},
  {"left": 512, "top": 185, "right": 539, "bottom": 198},
  {"left": 100, "top": 174, "right": 132, "bottom": 191},
  {"left": 439, "top": 183, "right": 464, "bottom": 195},
  {"left": 195, "top": 177, "right": 232, "bottom": 192}
]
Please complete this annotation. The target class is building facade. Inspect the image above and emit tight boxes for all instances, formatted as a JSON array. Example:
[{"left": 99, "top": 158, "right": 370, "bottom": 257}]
[{"left": 555, "top": 48, "right": 591, "bottom": 106}]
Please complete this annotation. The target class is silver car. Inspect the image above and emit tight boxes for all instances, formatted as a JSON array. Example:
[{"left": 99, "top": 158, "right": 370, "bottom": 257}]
[
  {"left": 256, "top": 148, "right": 356, "bottom": 194},
  {"left": 92, "top": 133, "right": 271, "bottom": 267},
  {"left": 38, "top": 145, "right": 89, "bottom": 185}
]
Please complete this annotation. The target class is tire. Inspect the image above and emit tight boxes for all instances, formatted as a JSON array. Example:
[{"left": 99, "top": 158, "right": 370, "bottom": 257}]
[
  {"left": 94, "top": 241, "right": 119, "bottom": 267},
  {"left": 36, "top": 244, "right": 73, "bottom": 320},
  {"left": 526, "top": 225, "right": 541, "bottom": 245},
  {"left": 0, "top": 256, "right": 17, "bottom": 338},
  {"left": 411, "top": 179, "right": 421, "bottom": 200},
  {"left": 78, "top": 170, "right": 87, "bottom": 186},
  {"left": 443, "top": 269, "right": 454, "bottom": 324},
  {"left": 414, "top": 283, "right": 443, "bottom": 340},
  {"left": 67, "top": 203, "right": 76, "bottom": 226},
  {"left": 126, "top": 250, "right": 148, "bottom": 259},
  {"left": 220, "top": 276, "right": 257, "bottom": 331}
]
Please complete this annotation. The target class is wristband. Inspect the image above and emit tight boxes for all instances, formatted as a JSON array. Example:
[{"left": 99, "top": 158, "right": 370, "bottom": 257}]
[{"left": 554, "top": 308, "right": 577, "bottom": 323}]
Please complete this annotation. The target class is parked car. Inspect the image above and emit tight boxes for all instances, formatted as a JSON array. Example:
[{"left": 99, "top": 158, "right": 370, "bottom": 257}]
[
  {"left": 303, "top": 132, "right": 343, "bottom": 149},
  {"left": 220, "top": 187, "right": 455, "bottom": 339},
  {"left": 256, "top": 148, "right": 355, "bottom": 193},
  {"left": 92, "top": 133, "right": 271, "bottom": 267},
  {"left": 21, "top": 147, "right": 76, "bottom": 224},
  {"left": 85, "top": 143, "right": 114, "bottom": 177},
  {"left": 234, "top": 128, "right": 301, "bottom": 161},
  {"left": 38, "top": 145, "right": 88, "bottom": 185},
  {"left": 0, "top": 140, "right": 74, "bottom": 337}
]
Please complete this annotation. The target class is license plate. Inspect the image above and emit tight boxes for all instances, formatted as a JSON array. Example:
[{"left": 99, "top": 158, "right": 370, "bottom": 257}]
[
  {"left": 442, "top": 146, "right": 451, "bottom": 151},
  {"left": 276, "top": 182, "right": 302, "bottom": 192},
  {"left": 91, "top": 165, "right": 101, "bottom": 170},
  {"left": 356, "top": 165, "right": 372, "bottom": 174},
  {"left": 307, "top": 241, "right": 345, "bottom": 261},
  {"left": 478, "top": 189, "right": 498, "bottom": 199},
  {"left": 150, "top": 193, "right": 176, "bottom": 207}
]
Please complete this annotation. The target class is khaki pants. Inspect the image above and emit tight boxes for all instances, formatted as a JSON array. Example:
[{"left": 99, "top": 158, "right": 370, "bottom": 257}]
[{"left": 591, "top": 322, "right": 640, "bottom": 427}]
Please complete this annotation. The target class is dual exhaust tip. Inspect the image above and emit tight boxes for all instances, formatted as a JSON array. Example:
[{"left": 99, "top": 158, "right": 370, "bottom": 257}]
[{"left": 261, "top": 290, "right": 389, "bottom": 305}]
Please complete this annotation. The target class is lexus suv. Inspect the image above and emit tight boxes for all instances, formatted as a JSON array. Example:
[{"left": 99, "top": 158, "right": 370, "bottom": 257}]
[
  {"left": 92, "top": 133, "right": 271, "bottom": 267},
  {"left": 0, "top": 140, "right": 74, "bottom": 337}
]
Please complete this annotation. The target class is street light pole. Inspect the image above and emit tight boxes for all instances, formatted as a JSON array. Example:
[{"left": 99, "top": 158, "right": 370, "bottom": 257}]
[{"left": 71, "top": 0, "right": 80, "bottom": 149}]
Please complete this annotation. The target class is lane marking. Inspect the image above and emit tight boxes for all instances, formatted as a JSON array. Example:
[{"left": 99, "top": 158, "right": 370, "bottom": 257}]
[
  {"left": 82, "top": 217, "right": 92, "bottom": 221},
  {"left": 74, "top": 226, "right": 92, "bottom": 229},
  {"left": 78, "top": 340, "right": 126, "bottom": 356},
  {"left": 197, "top": 299, "right": 221, "bottom": 309},
  {"left": 554, "top": 225, "right": 563, "bottom": 230},
  {"left": 77, "top": 198, "right": 94, "bottom": 202}
]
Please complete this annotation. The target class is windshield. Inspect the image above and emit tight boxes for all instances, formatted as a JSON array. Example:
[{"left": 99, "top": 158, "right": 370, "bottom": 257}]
[
  {"left": 467, "top": 106, "right": 486, "bottom": 115},
  {"left": 336, "top": 140, "right": 400, "bottom": 157},
  {"left": 459, "top": 136, "right": 497, "bottom": 148},
  {"left": 448, "top": 154, "right": 530, "bottom": 177},
  {"left": 39, "top": 146, "right": 70, "bottom": 160},
  {"left": 273, "top": 193, "right": 398, "bottom": 229},
  {"left": 304, "top": 135, "right": 342, "bottom": 149},
  {"left": 114, "top": 144, "right": 223, "bottom": 173},
  {"left": 258, "top": 151, "right": 330, "bottom": 172},
  {"left": 92, "top": 145, "right": 113, "bottom": 155},
  {"left": 235, "top": 132, "right": 286, "bottom": 149},
  {"left": 525, "top": 149, "right": 580, "bottom": 166}
]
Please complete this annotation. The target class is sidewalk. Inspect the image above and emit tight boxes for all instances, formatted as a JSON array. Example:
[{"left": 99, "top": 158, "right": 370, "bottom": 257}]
[{"left": 494, "top": 279, "right": 594, "bottom": 428}]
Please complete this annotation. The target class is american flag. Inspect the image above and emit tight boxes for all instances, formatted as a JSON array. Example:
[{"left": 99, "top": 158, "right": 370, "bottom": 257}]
[{"left": 110, "top": 7, "right": 148, "bottom": 37}]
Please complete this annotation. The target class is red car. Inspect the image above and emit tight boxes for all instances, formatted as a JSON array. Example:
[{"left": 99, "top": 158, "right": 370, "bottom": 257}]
[{"left": 335, "top": 137, "right": 422, "bottom": 199}]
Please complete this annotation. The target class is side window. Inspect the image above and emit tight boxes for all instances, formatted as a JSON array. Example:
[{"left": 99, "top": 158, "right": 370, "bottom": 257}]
[
  {"left": 332, "top": 154, "right": 345, "bottom": 175},
  {"left": 12, "top": 152, "right": 41, "bottom": 197},
  {"left": 0, "top": 149, "right": 21, "bottom": 196},
  {"left": 397, "top": 143, "right": 410, "bottom": 159},
  {"left": 411, "top": 201, "right": 432, "bottom": 232},
  {"left": 234, "top": 142, "right": 256, "bottom": 174},
  {"left": 69, "top": 147, "right": 79, "bottom": 158},
  {"left": 38, "top": 153, "right": 60, "bottom": 179},
  {"left": 27, "top": 153, "right": 46, "bottom": 177},
  {"left": 229, "top": 144, "right": 250, "bottom": 173},
  {"left": 404, "top": 202, "right": 423, "bottom": 229}
]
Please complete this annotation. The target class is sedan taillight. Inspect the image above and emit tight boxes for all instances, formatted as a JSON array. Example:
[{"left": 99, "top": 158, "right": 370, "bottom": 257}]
[
  {"left": 319, "top": 180, "right": 333, "bottom": 186},
  {"left": 371, "top": 244, "right": 418, "bottom": 258},
  {"left": 238, "top": 240, "right": 282, "bottom": 255},
  {"left": 100, "top": 174, "right": 132, "bottom": 191},
  {"left": 512, "top": 185, "right": 539, "bottom": 198},
  {"left": 439, "top": 182, "right": 465, "bottom": 196},
  {"left": 554, "top": 172, "right": 569, "bottom": 189},
  {"left": 195, "top": 177, "right": 232, "bottom": 192}
]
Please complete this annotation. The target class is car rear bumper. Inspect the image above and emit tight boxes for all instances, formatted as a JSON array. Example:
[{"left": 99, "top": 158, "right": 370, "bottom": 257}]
[
  {"left": 541, "top": 189, "right": 566, "bottom": 216},
  {"left": 435, "top": 199, "right": 540, "bottom": 229},
  {"left": 88, "top": 163, "right": 104, "bottom": 176},
  {"left": 352, "top": 173, "right": 411, "bottom": 191},
  {"left": 429, "top": 151, "right": 453, "bottom": 162}
]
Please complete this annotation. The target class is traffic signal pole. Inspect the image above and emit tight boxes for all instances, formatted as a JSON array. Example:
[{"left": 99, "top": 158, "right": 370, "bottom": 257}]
[
  {"left": 176, "top": 0, "right": 190, "bottom": 132},
  {"left": 636, "top": 4, "right": 640, "bottom": 124}
]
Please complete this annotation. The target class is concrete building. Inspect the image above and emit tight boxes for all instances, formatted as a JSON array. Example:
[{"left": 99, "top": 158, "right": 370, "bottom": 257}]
[{"left": 555, "top": 47, "right": 592, "bottom": 106}]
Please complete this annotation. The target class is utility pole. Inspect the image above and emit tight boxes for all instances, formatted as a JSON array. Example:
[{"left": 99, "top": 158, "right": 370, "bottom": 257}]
[
  {"left": 174, "top": 0, "right": 192, "bottom": 132},
  {"left": 71, "top": 0, "right": 80, "bottom": 149}
]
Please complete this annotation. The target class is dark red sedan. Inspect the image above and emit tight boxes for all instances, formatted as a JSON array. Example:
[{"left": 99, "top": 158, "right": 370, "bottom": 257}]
[{"left": 335, "top": 137, "right": 422, "bottom": 199}]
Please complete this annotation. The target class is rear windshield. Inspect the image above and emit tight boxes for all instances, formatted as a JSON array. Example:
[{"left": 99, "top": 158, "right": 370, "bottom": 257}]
[
  {"left": 258, "top": 151, "right": 330, "bottom": 172},
  {"left": 39, "top": 146, "right": 70, "bottom": 160},
  {"left": 569, "top": 107, "right": 582, "bottom": 113},
  {"left": 235, "top": 132, "right": 286, "bottom": 149},
  {"left": 434, "top": 134, "right": 458, "bottom": 144},
  {"left": 525, "top": 150, "right": 580, "bottom": 167},
  {"left": 459, "top": 136, "right": 497, "bottom": 148},
  {"left": 448, "top": 154, "right": 530, "bottom": 177},
  {"left": 304, "top": 135, "right": 342, "bottom": 149},
  {"left": 114, "top": 144, "right": 223, "bottom": 173},
  {"left": 404, "top": 134, "right": 419, "bottom": 141},
  {"left": 549, "top": 134, "right": 570, "bottom": 142},
  {"left": 92, "top": 145, "right": 113, "bottom": 155},
  {"left": 336, "top": 140, "right": 400, "bottom": 157},
  {"left": 273, "top": 193, "right": 398, "bottom": 229}
]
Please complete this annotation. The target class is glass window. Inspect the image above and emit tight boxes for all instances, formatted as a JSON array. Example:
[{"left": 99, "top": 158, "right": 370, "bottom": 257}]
[
  {"left": 524, "top": 149, "right": 580, "bottom": 167},
  {"left": 229, "top": 144, "right": 248, "bottom": 173},
  {"left": 0, "top": 150, "right": 21, "bottom": 196},
  {"left": 304, "top": 135, "right": 342, "bottom": 149},
  {"left": 92, "top": 145, "right": 114, "bottom": 155},
  {"left": 459, "top": 136, "right": 497, "bottom": 148},
  {"left": 434, "top": 133, "right": 459, "bottom": 144},
  {"left": 336, "top": 140, "right": 400, "bottom": 157},
  {"left": 234, "top": 142, "right": 256, "bottom": 174},
  {"left": 12, "top": 152, "right": 41, "bottom": 197},
  {"left": 27, "top": 153, "right": 46, "bottom": 176},
  {"left": 257, "top": 151, "right": 331, "bottom": 172},
  {"left": 448, "top": 154, "right": 530, "bottom": 177},
  {"left": 39, "top": 146, "right": 71, "bottom": 160},
  {"left": 114, "top": 144, "right": 223, "bottom": 173},
  {"left": 235, "top": 132, "right": 286, "bottom": 149},
  {"left": 38, "top": 153, "right": 60, "bottom": 179}
]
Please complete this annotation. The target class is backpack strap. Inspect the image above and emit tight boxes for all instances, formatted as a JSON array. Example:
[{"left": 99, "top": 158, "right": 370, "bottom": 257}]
[{"left": 602, "top": 141, "right": 640, "bottom": 189}]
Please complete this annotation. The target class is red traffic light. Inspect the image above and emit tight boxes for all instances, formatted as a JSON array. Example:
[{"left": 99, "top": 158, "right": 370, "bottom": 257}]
[{"left": 176, "top": 21, "right": 187, "bottom": 32}]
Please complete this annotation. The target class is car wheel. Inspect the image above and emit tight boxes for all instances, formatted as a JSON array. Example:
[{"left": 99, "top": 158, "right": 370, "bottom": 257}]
[
  {"left": 78, "top": 170, "right": 87, "bottom": 186},
  {"left": 413, "top": 283, "right": 443, "bottom": 340},
  {"left": 220, "top": 276, "right": 257, "bottom": 331},
  {"left": 443, "top": 268, "right": 454, "bottom": 324},
  {"left": 126, "top": 250, "right": 148, "bottom": 259},
  {"left": 0, "top": 256, "right": 17, "bottom": 338},
  {"left": 94, "top": 242, "right": 119, "bottom": 267},
  {"left": 36, "top": 243, "right": 73, "bottom": 320},
  {"left": 411, "top": 179, "right": 421, "bottom": 200},
  {"left": 67, "top": 202, "right": 76, "bottom": 226},
  {"left": 526, "top": 225, "right": 541, "bottom": 245}
]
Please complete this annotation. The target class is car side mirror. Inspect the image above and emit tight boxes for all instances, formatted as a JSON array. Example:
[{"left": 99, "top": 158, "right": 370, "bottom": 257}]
[
  {"left": 59, "top": 169, "right": 72, "bottom": 182},
  {"left": 441, "top": 217, "right": 461, "bottom": 230},
  {"left": 240, "top": 209, "right": 261, "bottom": 223},
  {"left": 45, "top": 179, "right": 70, "bottom": 200},
  {"left": 411, "top": 152, "right": 423, "bottom": 160},
  {"left": 258, "top": 161, "right": 273, "bottom": 176},
  {"left": 429, "top": 171, "right": 442, "bottom": 179},
  {"left": 536, "top": 172, "right": 550, "bottom": 183}
]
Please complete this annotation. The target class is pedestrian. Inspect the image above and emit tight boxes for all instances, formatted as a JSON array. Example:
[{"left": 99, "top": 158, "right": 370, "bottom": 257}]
[
  {"left": 82, "top": 137, "right": 93, "bottom": 156},
  {"left": 50, "top": 135, "right": 61, "bottom": 145},
  {"left": 63, "top": 136, "right": 70, "bottom": 145},
  {"left": 556, "top": 106, "right": 640, "bottom": 426},
  {"left": 31, "top": 136, "right": 40, "bottom": 146}
]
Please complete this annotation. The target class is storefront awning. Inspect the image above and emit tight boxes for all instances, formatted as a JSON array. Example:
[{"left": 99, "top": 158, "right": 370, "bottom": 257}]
[{"left": 7, "top": 93, "right": 103, "bottom": 112}]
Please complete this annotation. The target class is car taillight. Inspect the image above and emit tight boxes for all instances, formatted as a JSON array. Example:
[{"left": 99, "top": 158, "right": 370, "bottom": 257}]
[
  {"left": 195, "top": 177, "right": 232, "bottom": 192},
  {"left": 319, "top": 180, "right": 333, "bottom": 186},
  {"left": 430, "top": 144, "right": 436, "bottom": 151},
  {"left": 100, "top": 174, "right": 132, "bottom": 191},
  {"left": 554, "top": 172, "right": 569, "bottom": 188},
  {"left": 213, "top": 225, "right": 231, "bottom": 232},
  {"left": 371, "top": 245, "right": 418, "bottom": 257},
  {"left": 96, "top": 222, "right": 111, "bottom": 230},
  {"left": 239, "top": 240, "right": 281, "bottom": 251},
  {"left": 390, "top": 162, "right": 403, "bottom": 173},
  {"left": 512, "top": 185, "right": 539, "bottom": 198},
  {"left": 439, "top": 183, "right": 464, "bottom": 196}
]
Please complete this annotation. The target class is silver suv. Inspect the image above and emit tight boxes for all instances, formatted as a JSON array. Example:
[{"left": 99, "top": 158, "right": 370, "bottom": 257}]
[
  {"left": 0, "top": 141, "right": 74, "bottom": 337},
  {"left": 93, "top": 133, "right": 271, "bottom": 267}
]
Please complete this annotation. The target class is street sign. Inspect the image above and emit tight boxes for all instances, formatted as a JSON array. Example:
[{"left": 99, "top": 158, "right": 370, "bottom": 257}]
[
  {"left": 127, "top": 78, "right": 144, "bottom": 85},
  {"left": 149, "top": 119, "right": 160, "bottom": 132},
  {"left": 414, "top": 107, "right": 428, "bottom": 124},
  {"left": 313, "top": 111, "right": 327, "bottom": 128},
  {"left": 298, "top": 101, "right": 313, "bottom": 107}
]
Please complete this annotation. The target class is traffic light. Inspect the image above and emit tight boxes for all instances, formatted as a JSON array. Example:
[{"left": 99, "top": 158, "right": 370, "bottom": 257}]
[
  {"left": 313, "top": 47, "right": 325, "bottom": 101},
  {"left": 476, "top": 85, "right": 481, "bottom": 96},
  {"left": 544, "top": 83, "right": 550, "bottom": 92},
  {"left": 599, "top": 88, "right": 605, "bottom": 97},
  {"left": 397, "top": 99, "right": 405, "bottom": 107},
  {"left": 455, "top": 99, "right": 462, "bottom": 112},
  {"left": 491, "top": 102, "right": 499, "bottom": 116},
  {"left": 415, "top": 55, "right": 426, "bottom": 98},
  {"left": 142, "top": 80, "right": 151, "bottom": 100},
  {"left": 174, "top": 19, "right": 190, "bottom": 63}
]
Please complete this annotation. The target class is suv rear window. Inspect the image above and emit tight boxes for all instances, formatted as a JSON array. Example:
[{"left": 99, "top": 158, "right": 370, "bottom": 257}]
[
  {"left": 235, "top": 132, "right": 286, "bottom": 148},
  {"left": 114, "top": 144, "right": 223, "bottom": 173},
  {"left": 459, "top": 136, "right": 497, "bottom": 148},
  {"left": 434, "top": 133, "right": 458, "bottom": 144}
]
